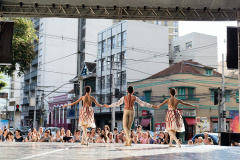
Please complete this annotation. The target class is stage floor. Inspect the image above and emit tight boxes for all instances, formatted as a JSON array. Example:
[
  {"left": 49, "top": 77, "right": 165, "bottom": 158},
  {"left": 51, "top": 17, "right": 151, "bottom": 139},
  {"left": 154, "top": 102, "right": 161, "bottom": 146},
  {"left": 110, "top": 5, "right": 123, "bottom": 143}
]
[{"left": 0, "top": 143, "right": 239, "bottom": 160}]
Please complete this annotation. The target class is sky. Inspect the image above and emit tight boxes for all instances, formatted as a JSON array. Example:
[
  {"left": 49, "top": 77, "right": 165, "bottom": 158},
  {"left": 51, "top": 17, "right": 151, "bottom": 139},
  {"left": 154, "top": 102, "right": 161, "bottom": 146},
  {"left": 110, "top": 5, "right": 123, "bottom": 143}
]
[{"left": 179, "top": 21, "right": 237, "bottom": 62}]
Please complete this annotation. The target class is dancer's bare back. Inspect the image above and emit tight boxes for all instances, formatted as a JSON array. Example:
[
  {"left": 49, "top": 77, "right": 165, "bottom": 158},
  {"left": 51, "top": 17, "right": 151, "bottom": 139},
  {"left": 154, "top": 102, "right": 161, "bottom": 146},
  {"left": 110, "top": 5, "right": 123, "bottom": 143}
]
[
  {"left": 63, "top": 95, "right": 102, "bottom": 108},
  {"left": 157, "top": 97, "right": 198, "bottom": 109}
]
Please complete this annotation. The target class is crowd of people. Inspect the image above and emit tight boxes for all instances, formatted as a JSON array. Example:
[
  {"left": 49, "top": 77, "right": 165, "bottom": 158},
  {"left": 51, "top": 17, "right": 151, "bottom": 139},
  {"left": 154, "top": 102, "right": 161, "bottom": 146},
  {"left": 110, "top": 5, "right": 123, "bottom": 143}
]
[{"left": 0, "top": 125, "right": 214, "bottom": 145}]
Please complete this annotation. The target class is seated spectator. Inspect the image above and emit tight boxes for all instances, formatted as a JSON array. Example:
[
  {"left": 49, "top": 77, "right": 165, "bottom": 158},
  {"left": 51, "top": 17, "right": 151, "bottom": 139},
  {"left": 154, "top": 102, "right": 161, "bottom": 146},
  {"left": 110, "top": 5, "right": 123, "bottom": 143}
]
[
  {"left": 119, "top": 131, "right": 124, "bottom": 142},
  {"left": 96, "top": 128, "right": 101, "bottom": 136},
  {"left": 96, "top": 135, "right": 105, "bottom": 143},
  {"left": 206, "top": 137, "right": 213, "bottom": 145},
  {"left": 113, "top": 127, "right": 118, "bottom": 140},
  {"left": 32, "top": 128, "right": 38, "bottom": 142},
  {"left": 115, "top": 134, "right": 122, "bottom": 144},
  {"left": 164, "top": 132, "right": 170, "bottom": 144},
  {"left": 231, "top": 141, "right": 240, "bottom": 146},
  {"left": 63, "top": 130, "right": 73, "bottom": 142},
  {"left": 132, "top": 133, "right": 138, "bottom": 144},
  {"left": 6, "top": 131, "right": 14, "bottom": 142},
  {"left": 25, "top": 131, "right": 33, "bottom": 142},
  {"left": 196, "top": 137, "right": 204, "bottom": 145},
  {"left": 73, "top": 130, "right": 81, "bottom": 142},
  {"left": 130, "top": 129, "right": 135, "bottom": 139},
  {"left": 203, "top": 132, "right": 209, "bottom": 144},
  {"left": 136, "top": 131, "right": 142, "bottom": 143},
  {"left": 140, "top": 132, "right": 149, "bottom": 144},
  {"left": 39, "top": 130, "right": 52, "bottom": 142},
  {"left": 188, "top": 140, "right": 193, "bottom": 145},
  {"left": 0, "top": 129, "right": 8, "bottom": 142},
  {"left": 53, "top": 130, "right": 63, "bottom": 142},
  {"left": 60, "top": 127, "right": 65, "bottom": 139},
  {"left": 38, "top": 127, "right": 44, "bottom": 139},
  {"left": 14, "top": 130, "right": 24, "bottom": 142},
  {"left": 159, "top": 132, "right": 165, "bottom": 144},
  {"left": 150, "top": 132, "right": 159, "bottom": 144},
  {"left": 107, "top": 132, "right": 115, "bottom": 143},
  {"left": 122, "top": 135, "right": 126, "bottom": 144},
  {"left": 89, "top": 128, "right": 96, "bottom": 143},
  {"left": 137, "top": 125, "right": 142, "bottom": 132}
]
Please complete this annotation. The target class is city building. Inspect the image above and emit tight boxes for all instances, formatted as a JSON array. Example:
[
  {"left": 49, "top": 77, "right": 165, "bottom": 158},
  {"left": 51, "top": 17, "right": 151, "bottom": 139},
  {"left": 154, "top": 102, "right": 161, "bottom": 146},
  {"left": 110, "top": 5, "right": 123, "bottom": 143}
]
[
  {"left": 95, "top": 20, "right": 169, "bottom": 129},
  {"left": 129, "top": 60, "right": 238, "bottom": 143},
  {"left": 113, "top": 20, "right": 179, "bottom": 41},
  {"left": 169, "top": 32, "right": 218, "bottom": 68},
  {"left": 20, "top": 18, "right": 79, "bottom": 129}
]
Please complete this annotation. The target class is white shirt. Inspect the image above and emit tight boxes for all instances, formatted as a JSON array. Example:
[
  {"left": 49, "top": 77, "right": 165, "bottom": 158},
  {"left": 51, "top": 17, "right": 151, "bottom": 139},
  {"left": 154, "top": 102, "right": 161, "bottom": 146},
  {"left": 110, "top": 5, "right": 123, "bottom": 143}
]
[{"left": 109, "top": 96, "right": 152, "bottom": 108}]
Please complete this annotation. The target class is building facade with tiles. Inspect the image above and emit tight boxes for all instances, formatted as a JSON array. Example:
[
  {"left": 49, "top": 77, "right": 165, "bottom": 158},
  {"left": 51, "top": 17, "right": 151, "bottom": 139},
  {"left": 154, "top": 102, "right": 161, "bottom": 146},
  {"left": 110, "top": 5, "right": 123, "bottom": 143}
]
[{"left": 129, "top": 60, "right": 239, "bottom": 142}]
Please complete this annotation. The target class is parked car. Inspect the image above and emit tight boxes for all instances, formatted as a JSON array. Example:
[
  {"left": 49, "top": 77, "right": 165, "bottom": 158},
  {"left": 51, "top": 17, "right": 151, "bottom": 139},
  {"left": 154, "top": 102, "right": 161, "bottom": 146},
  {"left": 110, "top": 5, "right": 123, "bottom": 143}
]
[
  {"left": 45, "top": 127, "right": 60, "bottom": 137},
  {"left": 19, "top": 126, "right": 31, "bottom": 135},
  {"left": 192, "top": 133, "right": 218, "bottom": 145}
]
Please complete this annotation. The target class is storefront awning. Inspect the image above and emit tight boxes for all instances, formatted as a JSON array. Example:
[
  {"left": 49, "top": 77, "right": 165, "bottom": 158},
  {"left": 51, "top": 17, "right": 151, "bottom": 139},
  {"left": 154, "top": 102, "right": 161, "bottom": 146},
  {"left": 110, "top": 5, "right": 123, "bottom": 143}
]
[
  {"left": 211, "top": 118, "right": 232, "bottom": 122},
  {"left": 185, "top": 117, "right": 197, "bottom": 125},
  {"left": 141, "top": 118, "right": 150, "bottom": 127}
]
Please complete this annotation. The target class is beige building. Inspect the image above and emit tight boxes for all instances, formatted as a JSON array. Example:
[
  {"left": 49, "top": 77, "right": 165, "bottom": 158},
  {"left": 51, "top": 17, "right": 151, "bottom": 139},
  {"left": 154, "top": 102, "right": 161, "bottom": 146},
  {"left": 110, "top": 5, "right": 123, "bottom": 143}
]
[{"left": 129, "top": 60, "right": 238, "bottom": 142}]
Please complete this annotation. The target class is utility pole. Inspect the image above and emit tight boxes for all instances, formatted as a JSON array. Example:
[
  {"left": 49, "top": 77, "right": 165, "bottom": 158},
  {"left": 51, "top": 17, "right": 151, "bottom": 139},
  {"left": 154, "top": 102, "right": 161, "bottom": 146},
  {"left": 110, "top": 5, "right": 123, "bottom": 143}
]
[
  {"left": 111, "top": 62, "right": 116, "bottom": 132},
  {"left": 237, "top": 12, "right": 240, "bottom": 132},
  {"left": 78, "top": 77, "right": 83, "bottom": 129},
  {"left": 217, "top": 87, "right": 221, "bottom": 132},
  {"left": 33, "top": 88, "right": 37, "bottom": 129},
  {"left": 221, "top": 53, "right": 226, "bottom": 132},
  {"left": 41, "top": 92, "right": 44, "bottom": 127}
]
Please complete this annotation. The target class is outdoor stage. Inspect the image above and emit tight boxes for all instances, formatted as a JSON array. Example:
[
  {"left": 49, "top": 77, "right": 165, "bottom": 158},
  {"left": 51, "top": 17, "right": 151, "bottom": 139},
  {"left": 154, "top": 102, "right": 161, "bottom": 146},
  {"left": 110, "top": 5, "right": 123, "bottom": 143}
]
[{"left": 0, "top": 143, "right": 239, "bottom": 160}]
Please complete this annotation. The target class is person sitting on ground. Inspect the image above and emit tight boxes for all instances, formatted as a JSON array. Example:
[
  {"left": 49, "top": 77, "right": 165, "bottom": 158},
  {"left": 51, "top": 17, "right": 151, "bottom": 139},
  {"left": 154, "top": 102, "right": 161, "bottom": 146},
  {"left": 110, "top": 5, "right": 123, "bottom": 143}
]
[
  {"left": 113, "top": 127, "right": 118, "bottom": 140},
  {"left": 231, "top": 141, "right": 240, "bottom": 146},
  {"left": 150, "top": 132, "right": 160, "bottom": 144},
  {"left": 115, "top": 134, "right": 122, "bottom": 143},
  {"left": 130, "top": 129, "right": 135, "bottom": 139},
  {"left": 6, "top": 131, "right": 14, "bottom": 142},
  {"left": 140, "top": 132, "right": 149, "bottom": 144},
  {"left": 196, "top": 137, "right": 204, "bottom": 145},
  {"left": 164, "top": 132, "right": 170, "bottom": 144},
  {"left": 39, "top": 130, "right": 52, "bottom": 142},
  {"left": 159, "top": 132, "right": 165, "bottom": 144},
  {"left": 203, "top": 132, "right": 209, "bottom": 145},
  {"left": 53, "top": 130, "right": 63, "bottom": 142},
  {"left": 38, "top": 127, "right": 44, "bottom": 139},
  {"left": 63, "top": 130, "right": 73, "bottom": 142},
  {"left": 206, "top": 137, "right": 213, "bottom": 145},
  {"left": 107, "top": 132, "right": 115, "bottom": 143},
  {"left": 89, "top": 128, "right": 96, "bottom": 143},
  {"left": 136, "top": 131, "right": 142, "bottom": 143},
  {"left": 96, "top": 134, "right": 105, "bottom": 143},
  {"left": 188, "top": 140, "right": 193, "bottom": 145},
  {"left": 0, "top": 129, "right": 8, "bottom": 142},
  {"left": 60, "top": 127, "right": 65, "bottom": 140},
  {"left": 25, "top": 131, "right": 33, "bottom": 142},
  {"left": 32, "top": 128, "right": 39, "bottom": 142},
  {"left": 137, "top": 125, "right": 142, "bottom": 132},
  {"left": 122, "top": 135, "right": 126, "bottom": 144},
  {"left": 132, "top": 132, "right": 138, "bottom": 144},
  {"left": 73, "top": 130, "right": 81, "bottom": 142},
  {"left": 14, "top": 129, "right": 24, "bottom": 142}
]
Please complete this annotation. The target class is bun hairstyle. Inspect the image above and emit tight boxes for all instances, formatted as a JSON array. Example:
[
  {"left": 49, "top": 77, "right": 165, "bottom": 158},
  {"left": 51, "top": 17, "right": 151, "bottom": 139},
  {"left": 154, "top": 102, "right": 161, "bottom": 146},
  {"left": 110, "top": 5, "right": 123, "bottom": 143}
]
[
  {"left": 170, "top": 88, "right": 176, "bottom": 96},
  {"left": 85, "top": 86, "right": 91, "bottom": 93},
  {"left": 127, "top": 86, "right": 134, "bottom": 94}
]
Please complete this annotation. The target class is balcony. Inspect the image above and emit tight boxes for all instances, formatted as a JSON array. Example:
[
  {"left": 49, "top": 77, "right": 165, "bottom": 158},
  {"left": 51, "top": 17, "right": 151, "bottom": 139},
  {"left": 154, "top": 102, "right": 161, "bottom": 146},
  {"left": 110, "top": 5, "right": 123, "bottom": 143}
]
[
  {"left": 31, "top": 70, "right": 38, "bottom": 78},
  {"left": 23, "top": 97, "right": 29, "bottom": 105},
  {"left": 30, "top": 82, "right": 37, "bottom": 91},
  {"left": 34, "top": 20, "right": 40, "bottom": 29},
  {"left": 34, "top": 44, "right": 39, "bottom": 52},
  {"left": 32, "top": 57, "right": 38, "bottom": 66},
  {"left": 24, "top": 85, "right": 30, "bottom": 93},
  {"left": 24, "top": 73, "right": 30, "bottom": 81}
]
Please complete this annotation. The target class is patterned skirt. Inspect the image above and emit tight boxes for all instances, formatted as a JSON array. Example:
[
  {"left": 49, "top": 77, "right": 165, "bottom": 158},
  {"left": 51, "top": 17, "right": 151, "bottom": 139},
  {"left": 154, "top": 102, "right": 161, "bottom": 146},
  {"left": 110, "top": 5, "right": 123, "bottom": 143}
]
[
  {"left": 165, "top": 109, "right": 185, "bottom": 132},
  {"left": 79, "top": 106, "right": 96, "bottom": 128}
]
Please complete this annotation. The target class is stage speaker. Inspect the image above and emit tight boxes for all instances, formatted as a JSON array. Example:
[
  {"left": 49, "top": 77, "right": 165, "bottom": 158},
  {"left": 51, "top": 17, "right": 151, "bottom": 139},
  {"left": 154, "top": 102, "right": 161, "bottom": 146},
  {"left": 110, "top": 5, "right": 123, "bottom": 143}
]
[
  {"left": 0, "top": 21, "right": 14, "bottom": 65},
  {"left": 226, "top": 27, "right": 238, "bottom": 69},
  {"left": 220, "top": 132, "right": 240, "bottom": 146}
]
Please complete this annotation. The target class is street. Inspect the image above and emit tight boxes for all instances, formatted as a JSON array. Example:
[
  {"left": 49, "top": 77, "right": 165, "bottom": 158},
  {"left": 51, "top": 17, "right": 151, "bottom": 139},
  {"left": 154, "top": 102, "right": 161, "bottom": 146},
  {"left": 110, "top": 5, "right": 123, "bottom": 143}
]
[{"left": 0, "top": 143, "right": 239, "bottom": 160}]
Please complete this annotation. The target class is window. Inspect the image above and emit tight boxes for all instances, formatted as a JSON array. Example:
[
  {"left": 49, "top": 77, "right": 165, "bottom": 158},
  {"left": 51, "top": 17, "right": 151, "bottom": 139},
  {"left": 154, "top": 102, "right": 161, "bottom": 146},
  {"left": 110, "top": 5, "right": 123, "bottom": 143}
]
[
  {"left": 117, "top": 33, "right": 121, "bottom": 47},
  {"left": 144, "top": 91, "right": 152, "bottom": 103},
  {"left": 188, "top": 88, "right": 194, "bottom": 99},
  {"left": 122, "top": 71, "right": 126, "bottom": 85},
  {"left": 39, "top": 49, "right": 42, "bottom": 56},
  {"left": 112, "top": 36, "right": 116, "bottom": 49},
  {"left": 210, "top": 89, "right": 216, "bottom": 101},
  {"left": 117, "top": 72, "right": 121, "bottom": 86},
  {"left": 122, "top": 31, "right": 126, "bottom": 46},
  {"left": 98, "top": 42, "right": 102, "bottom": 54},
  {"left": 236, "top": 91, "right": 239, "bottom": 103},
  {"left": 122, "top": 52, "right": 126, "bottom": 65},
  {"left": 178, "top": 88, "right": 185, "bottom": 99},
  {"left": 173, "top": 28, "right": 178, "bottom": 32},
  {"left": 111, "top": 55, "right": 115, "bottom": 64},
  {"left": 40, "top": 23, "right": 43, "bottom": 30},
  {"left": 98, "top": 60, "right": 101, "bottom": 72},
  {"left": 186, "top": 41, "right": 192, "bottom": 49},
  {"left": 117, "top": 53, "right": 121, "bottom": 62},
  {"left": 81, "top": 42, "right": 85, "bottom": 50},
  {"left": 164, "top": 21, "right": 168, "bottom": 26},
  {"left": 173, "top": 35, "right": 178, "bottom": 39},
  {"left": 102, "top": 40, "right": 106, "bottom": 53},
  {"left": 40, "top": 36, "right": 43, "bottom": 43},
  {"left": 225, "top": 91, "right": 231, "bottom": 102},
  {"left": 39, "top": 62, "right": 42, "bottom": 69},
  {"left": 107, "top": 38, "right": 111, "bottom": 50},
  {"left": 102, "top": 58, "right": 105, "bottom": 71},
  {"left": 107, "top": 75, "right": 111, "bottom": 88},
  {"left": 154, "top": 21, "right": 161, "bottom": 25},
  {"left": 205, "top": 69, "right": 213, "bottom": 76},
  {"left": 81, "top": 29, "right": 85, "bottom": 38},
  {"left": 173, "top": 21, "right": 178, "bottom": 27},
  {"left": 102, "top": 76, "right": 105, "bottom": 89},
  {"left": 107, "top": 56, "right": 111, "bottom": 70},
  {"left": 98, "top": 78, "right": 101, "bottom": 90},
  {"left": 174, "top": 45, "right": 180, "bottom": 52}
]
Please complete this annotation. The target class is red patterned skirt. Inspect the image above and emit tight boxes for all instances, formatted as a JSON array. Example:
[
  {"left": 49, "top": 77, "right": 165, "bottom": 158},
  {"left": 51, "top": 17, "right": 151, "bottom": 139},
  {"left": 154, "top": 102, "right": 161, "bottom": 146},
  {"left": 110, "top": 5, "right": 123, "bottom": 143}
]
[
  {"left": 165, "top": 109, "right": 185, "bottom": 132},
  {"left": 79, "top": 106, "right": 96, "bottom": 128}
]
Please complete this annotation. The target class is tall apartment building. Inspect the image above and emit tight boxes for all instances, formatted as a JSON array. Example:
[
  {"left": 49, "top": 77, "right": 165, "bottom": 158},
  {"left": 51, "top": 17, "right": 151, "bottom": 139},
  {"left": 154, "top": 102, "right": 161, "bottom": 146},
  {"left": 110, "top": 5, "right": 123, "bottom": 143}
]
[
  {"left": 113, "top": 20, "right": 179, "bottom": 40},
  {"left": 95, "top": 20, "right": 169, "bottom": 129},
  {"left": 169, "top": 32, "right": 218, "bottom": 68},
  {"left": 20, "top": 18, "right": 78, "bottom": 129}
]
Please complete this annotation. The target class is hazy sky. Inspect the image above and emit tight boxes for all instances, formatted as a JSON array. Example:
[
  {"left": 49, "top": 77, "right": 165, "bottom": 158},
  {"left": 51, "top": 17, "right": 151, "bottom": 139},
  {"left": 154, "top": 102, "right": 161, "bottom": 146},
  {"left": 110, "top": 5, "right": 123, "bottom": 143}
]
[{"left": 179, "top": 21, "right": 237, "bottom": 62}]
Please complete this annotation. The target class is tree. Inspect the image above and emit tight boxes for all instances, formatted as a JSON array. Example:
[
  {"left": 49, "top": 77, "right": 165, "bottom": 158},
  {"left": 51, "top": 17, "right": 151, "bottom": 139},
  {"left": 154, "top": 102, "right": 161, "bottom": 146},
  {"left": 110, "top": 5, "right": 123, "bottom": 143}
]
[
  {"left": 0, "top": 73, "right": 7, "bottom": 91},
  {"left": 0, "top": 18, "right": 38, "bottom": 76}
]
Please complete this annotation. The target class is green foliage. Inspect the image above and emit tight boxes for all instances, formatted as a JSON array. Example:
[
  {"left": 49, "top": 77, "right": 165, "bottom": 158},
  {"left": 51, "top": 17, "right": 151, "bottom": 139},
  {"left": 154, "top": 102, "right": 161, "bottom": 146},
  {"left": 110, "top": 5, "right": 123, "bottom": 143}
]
[
  {"left": 0, "top": 18, "right": 38, "bottom": 77},
  {"left": 0, "top": 73, "right": 7, "bottom": 91}
]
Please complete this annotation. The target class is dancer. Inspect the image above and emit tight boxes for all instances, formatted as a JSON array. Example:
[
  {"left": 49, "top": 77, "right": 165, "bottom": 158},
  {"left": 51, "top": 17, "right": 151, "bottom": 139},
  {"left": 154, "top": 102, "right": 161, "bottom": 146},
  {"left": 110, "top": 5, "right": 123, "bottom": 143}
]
[
  {"left": 156, "top": 88, "right": 199, "bottom": 147},
  {"left": 104, "top": 86, "right": 156, "bottom": 146},
  {"left": 63, "top": 86, "right": 103, "bottom": 145}
]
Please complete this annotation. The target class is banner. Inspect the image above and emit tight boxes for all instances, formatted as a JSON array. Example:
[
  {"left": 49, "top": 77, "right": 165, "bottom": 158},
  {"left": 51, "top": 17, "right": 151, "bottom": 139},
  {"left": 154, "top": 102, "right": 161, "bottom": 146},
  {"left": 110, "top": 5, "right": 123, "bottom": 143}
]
[
  {"left": 162, "top": 122, "right": 166, "bottom": 131},
  {"left": 155, "top": 122, "right": 160, "bottom": 131},
  {"left": 142, "top": 110, "right": 147, "bottom": 116},
  {"left": 195, "top": 117, "right": 210, "bottom": 134},
  {"left": 0, "top": 120, "right": 9, "bottom": 130},
  {"left": 229, "top": 110, "right": 240, "bottom": 133}
]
